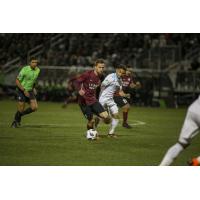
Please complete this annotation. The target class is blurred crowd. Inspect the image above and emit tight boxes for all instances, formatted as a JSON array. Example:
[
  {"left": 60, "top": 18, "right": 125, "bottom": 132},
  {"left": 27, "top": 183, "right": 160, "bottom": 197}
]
[
  {"left": 1, "top": 33, "right": 200, "bottom": 68},
  {"left": 0, "top": 34, "right": 53, "bottom": 66}
]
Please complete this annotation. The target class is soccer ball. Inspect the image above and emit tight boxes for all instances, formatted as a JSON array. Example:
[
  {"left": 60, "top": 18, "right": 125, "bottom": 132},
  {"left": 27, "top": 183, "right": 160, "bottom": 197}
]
[{"left": 86, "top": 129, "right": 98, "bottom": 140}]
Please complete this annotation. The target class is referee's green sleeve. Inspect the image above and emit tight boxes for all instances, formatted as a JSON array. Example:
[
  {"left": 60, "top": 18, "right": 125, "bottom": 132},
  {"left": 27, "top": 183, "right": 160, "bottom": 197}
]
[{"left": 17, "top": 67, "right": 25, "bottom": 82}]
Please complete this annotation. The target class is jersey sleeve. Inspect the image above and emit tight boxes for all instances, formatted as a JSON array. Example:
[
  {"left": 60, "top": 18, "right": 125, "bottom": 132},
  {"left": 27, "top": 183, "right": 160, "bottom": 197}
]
[
  {"left": 17, "top": 67, "right": 25, "bottom": 82},
  {"left": 74, "top": 71, "right": 89, "bottom": 91},
  {"left": 101, "top": 75, "right": 113, "bottom": 87}
]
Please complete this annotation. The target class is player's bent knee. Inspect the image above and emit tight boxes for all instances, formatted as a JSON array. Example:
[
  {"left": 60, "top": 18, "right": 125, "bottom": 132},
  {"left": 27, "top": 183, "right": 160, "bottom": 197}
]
[
  {"left": 178, "top": 139, "right": 191, "bottom": 149},
  {"left": 123, "top": 104, "right": 130, "bottom": 110},
  {"left": 99, "top": 111, "right": 109, "bottom": 119},
  {"left": 112, "top": 113, "right": 119, "bottom": 119},
  {"left": 103, "top": 117, "right": 111, "bottom": 124},
  {"left": 31, "top": 106, "right": 38, "bottom": 112},
  {"left": 18, "top": 107, "right": 24, "bottom": 112}
]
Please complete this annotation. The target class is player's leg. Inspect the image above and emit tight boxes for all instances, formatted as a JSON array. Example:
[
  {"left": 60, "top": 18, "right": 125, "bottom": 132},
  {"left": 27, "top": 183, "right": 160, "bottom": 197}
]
[
  {"left": 108, "top": 103, "right": 120, "bottom": 137},
  {"left": 87, "top": 117, "right": 95, "bottom": 130},
  {"left": 122, "top": 102, "right": 132, "bottom": 128},
  {"left": 99, "top": 99, "right": 119, "bottom": 137},
  {"left": 114, "top": 96, "right": 131, "bottom": 128},
  {"left": 93, "top": 111, "right": 111, "bottom": 131},
  {"left": 160, "top": 111, "right": 199, "bottom": 166},
  {"left": 79, "top": 103, "right": 100, "bottom": 139},
  {"left": 79, "top": 104, "right": 94, "bottom": 130},
  {"left": 11, "top": 89, "right": 26, "bottom": 128},
  {"left": 62, "top": 97, "right": 68, "bottom": 108},
  {"left": 94, "top": 116, "right": 100, "bottom": 129},
  {"left": 93, "top": 101, "right": 111, "bottom": 125},
  {"left": 20, "top": 92, "right": 38, "bottom": 116},
  {"left": 62, "top": 90, "right": 70, "bottom": 108},
  {"left": 16, "top": 101, "right": 26, "bottom": 125},
  {"left": 109, "top": 114, "right": 119, "bottom": 137},
  {"left": 99, "top": 111, "right": 111, "bottom": 124},
  {"left": 11, "top": 101, "right": 26, "bottom": 127}
]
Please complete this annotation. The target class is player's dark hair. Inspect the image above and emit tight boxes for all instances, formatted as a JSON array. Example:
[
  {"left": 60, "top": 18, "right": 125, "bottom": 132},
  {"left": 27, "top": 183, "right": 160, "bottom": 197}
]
[
  {"left": 94, "top": 59, "right": 105, "bottom": 66},
  {"left": 115, "top": 64, "right": 127, "bottom": 71},
  {"left": 30, "top": 57, "right": 38, "bottom": 62}
]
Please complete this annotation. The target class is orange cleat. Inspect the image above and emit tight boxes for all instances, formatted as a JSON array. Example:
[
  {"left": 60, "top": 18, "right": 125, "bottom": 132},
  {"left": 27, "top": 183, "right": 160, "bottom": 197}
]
[{"left": 188, "top": 158, "right": 199, "bottom": 166}]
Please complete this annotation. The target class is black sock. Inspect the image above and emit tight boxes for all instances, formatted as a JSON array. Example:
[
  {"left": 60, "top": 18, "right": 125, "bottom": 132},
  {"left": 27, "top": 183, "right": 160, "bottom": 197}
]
[
  {"left": 14, "top": 111, "right": 22, "bottom": 122},
  {"left": 21, "top": 108, "right": 34, "bottom": 116}
]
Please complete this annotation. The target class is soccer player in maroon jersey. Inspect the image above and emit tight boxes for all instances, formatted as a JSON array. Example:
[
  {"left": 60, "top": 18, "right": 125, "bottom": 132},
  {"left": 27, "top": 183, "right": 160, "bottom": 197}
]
[
  {"left": 74, "top": 59, "right": 111, "bottom": 134},
  {"left": 114, "top": 67, "right": 141, "bottom": 128},
  {"left": 62, "top": 74, "right": 80, "bottom": 108}
]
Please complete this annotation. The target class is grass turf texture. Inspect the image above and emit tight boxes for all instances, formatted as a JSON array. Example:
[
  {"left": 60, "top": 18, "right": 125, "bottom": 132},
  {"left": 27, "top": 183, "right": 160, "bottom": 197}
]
[{"left": 0, "top": 100, "right": 199, "bottom": 166}]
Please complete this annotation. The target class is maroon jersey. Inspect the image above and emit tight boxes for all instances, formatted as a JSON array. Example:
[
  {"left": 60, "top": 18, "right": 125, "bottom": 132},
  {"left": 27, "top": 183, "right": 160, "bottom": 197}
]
[
  {"left": 122, "top": 75, "right": 134, "bottom": 88},
  {"left": 75, "top": 70, "right": 101, "bottom": 105},
  {"left": 67, "top": 76, "right": 78, "bottom": 92},
  {"left": 115, "top": 75, "right": 134, "bottom": 96}
]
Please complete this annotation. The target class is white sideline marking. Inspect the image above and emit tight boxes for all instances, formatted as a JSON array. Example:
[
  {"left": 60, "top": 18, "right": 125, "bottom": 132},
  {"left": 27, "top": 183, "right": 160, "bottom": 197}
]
[
  {"left": 0, "top": 120, "right": 146, "bottom": 127},
  {"left": 129, "top": 120, "right": 146, "bottom": 126}
]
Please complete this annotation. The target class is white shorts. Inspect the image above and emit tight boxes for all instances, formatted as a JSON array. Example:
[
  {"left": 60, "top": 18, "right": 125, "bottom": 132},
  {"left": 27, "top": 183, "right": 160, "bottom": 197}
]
[
  {"left": 99, "top": 97, "right": 119, "bottom": 115},
  {"left": 178, "top": 99, "right": 200, "bottom": 144}
]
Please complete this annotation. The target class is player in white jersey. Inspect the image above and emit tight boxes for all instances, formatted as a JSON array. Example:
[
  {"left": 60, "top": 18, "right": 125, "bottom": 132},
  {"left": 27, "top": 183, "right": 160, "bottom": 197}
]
[
  {"left": 160, "top": 95, "right": 200, "bottom": 166},
  {"left": 99, "top": 64, "right": 129, "bottom": 137}
]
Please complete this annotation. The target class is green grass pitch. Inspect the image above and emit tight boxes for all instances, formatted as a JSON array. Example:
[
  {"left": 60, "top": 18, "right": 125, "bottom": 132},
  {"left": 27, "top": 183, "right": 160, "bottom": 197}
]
[{"left": 0, "top": 100, "right": 199, "bottom": 166}]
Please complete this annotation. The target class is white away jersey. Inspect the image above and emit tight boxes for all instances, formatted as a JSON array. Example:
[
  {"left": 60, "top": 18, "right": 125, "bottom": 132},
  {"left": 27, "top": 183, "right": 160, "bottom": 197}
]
[
  {"left": 99, "top": 73, "right": 122, "bottom": 100},
  {"left": 188, "top": 95, "right": 200, "bottom": 114}
]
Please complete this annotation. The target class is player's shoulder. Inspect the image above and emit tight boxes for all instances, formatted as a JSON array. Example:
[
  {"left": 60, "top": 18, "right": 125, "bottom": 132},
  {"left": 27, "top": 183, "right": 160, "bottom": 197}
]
[
  {"left": 36, "top": 66, "right": 40, "bottom": 72},
  {"left": 82, "top": 70, "right": 93, "bottom": 76},
  {"left": 19, "top": 65, "right": 29, "bottom": 72},
  {"left": 105, "top": 73, "right": 116, "bottom": 80},
  {"left": 21, "top": 65, "right": 29, "bottom": 70}
]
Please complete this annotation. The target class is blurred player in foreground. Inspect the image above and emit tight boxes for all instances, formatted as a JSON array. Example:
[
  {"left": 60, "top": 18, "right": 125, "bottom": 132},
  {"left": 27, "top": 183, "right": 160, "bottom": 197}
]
[
  {"left": 160, "top": 95, "right": 200, "bottom": 166},
  {"left": 99, "top": 64, "right": 129, "bottom": 137},
  {"left": 114, "top": 67, "right": 141, "bottom": 128},
  {"left": 74, "top": 59, "right": 111, "bottom": 139},
  {"left": 11, "top": 57, "right": 40, "bottom": 128}
]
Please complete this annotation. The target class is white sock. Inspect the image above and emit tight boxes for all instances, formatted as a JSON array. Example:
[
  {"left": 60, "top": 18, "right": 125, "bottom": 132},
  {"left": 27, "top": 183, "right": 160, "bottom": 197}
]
[
  {"left": 109, "top": 118, "right": 119, "bottom": 135},
  {"left": 160, "top": 143, "right": 184, "bottom": 166}
]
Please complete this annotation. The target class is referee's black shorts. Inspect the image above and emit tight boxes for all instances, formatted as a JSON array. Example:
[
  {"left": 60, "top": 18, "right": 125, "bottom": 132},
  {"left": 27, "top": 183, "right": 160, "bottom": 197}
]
[
  {"left": 113, "top": 96, "right": 129, "bottom": 107},
  {"left": 17, "top": 88, "right": 36, "bottom": 102}
]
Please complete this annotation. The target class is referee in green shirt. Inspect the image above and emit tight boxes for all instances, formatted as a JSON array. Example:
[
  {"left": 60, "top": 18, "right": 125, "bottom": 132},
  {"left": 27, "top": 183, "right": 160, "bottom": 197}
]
[{"left": 11, "top": 57, "right": 40, "bottom": 128}]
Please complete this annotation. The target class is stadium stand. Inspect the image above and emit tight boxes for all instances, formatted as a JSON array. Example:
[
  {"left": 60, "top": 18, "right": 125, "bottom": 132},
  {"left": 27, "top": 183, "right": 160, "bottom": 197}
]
[{"left": 1, "top": 33, "right": 200, "bottom": 106}]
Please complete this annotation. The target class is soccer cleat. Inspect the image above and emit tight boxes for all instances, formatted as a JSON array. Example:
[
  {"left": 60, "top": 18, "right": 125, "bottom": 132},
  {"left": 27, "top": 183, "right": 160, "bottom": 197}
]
[
  {"left": 17, "top": 122, "right": 21, "bottom": 126},
  {"left": 122, "top": 122, "right": 132, "bottom": 129},
  {"left": 11, "top": 121, "right": 19, "bottom": 128},
  {"left": 94, "top": 117, "right": 100, "bottom": 129},
  {"left": 188, "top": 158, "right": 199, "bottom": 166}
]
